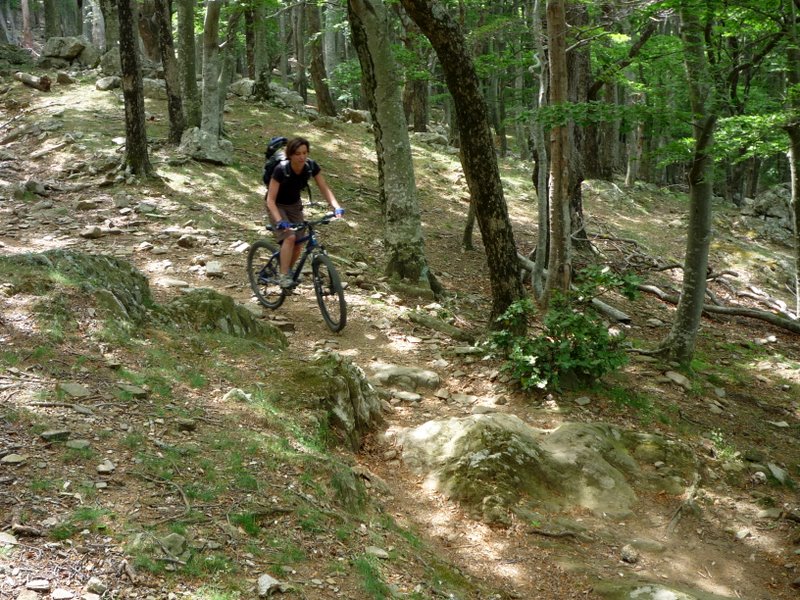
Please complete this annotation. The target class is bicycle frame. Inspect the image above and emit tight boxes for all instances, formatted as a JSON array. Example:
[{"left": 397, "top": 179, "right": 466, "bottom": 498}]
[{"left": 270, "top": 217, "right": 329, "bottom": 284}]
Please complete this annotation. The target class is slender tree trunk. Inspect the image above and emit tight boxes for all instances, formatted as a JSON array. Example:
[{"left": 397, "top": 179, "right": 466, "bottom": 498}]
[
  {"left": 531, "top": 0, "right": 549, "bottom": 300},
  {"left": 176, "top": 0, "right": 200, "bottom": 128},
  {"left": 658, "top": 5, "right": 716, "bottom": 365},
  {"left": 99, "top": 0, "right": 119, "bottom": 50},
  {"left": 347, "top": 0, "right": 439, "bottom": 293},
  {"left": 117, "top": 0, "right": 152, "bottom": 175},
  {"left": 201, "top": 0, "right": 222, "bottom": 138},
  {"left": 154, "top": 0, "right": 184, "bottom": 144},
  {"left": 137, "top": 0, "right": 160, "bottom": 62},
  {"left": 400, "top": 0, "right": 524, "bottom": 325},
  {"left": 21, "top": 0, "right": 33, "bottom": 48},
  {"left": 542, "top": 0, "right": 571, "bottom": 306},
  {"left": 785, "top": 1, "right": 800, "bottom": 316},
  {"left": 292, "top": 4, "right": 307, "bottom": 101},
  {"left": 306, "top": 2, "right": 336, "bottom": 116},
  {"left": 253, "top": 3, "right": 271, "bottom": 101},
  {"left": 44, "top": 0, "right": 61, "bottom": 38}
]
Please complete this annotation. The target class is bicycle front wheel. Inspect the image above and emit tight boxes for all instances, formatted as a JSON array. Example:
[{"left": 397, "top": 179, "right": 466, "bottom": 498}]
[
  {"left": 247, "top": 239, "right": 285, "bottom": 309},
  {"left": 312, "top": 254, "right": 346, "bottom": 332}
]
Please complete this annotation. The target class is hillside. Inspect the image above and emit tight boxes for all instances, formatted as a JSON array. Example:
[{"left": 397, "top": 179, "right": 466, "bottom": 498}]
[{"left": 1, "top": 66, "right": 800, "bottom": 600}]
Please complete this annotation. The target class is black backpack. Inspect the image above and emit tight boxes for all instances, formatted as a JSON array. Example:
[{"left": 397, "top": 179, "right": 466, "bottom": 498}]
[{"left": 262, "top": 136, "right": 288, "bottom": 186}]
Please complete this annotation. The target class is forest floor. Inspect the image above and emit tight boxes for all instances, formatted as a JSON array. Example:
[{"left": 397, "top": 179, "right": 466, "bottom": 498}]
[{"left": 1, "top": 62, "right": 800, "bottom": 600}]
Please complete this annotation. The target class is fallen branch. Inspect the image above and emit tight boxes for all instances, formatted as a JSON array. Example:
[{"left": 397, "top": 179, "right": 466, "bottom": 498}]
[
  {"left": 14, "top": 71, "right": 51, "bottom": 92},
  {"left": 639, "top": 284, "right": 800, "bottom": 334},
  {"left": 407, "top": 310, "right": 475, "bottom": 342}
]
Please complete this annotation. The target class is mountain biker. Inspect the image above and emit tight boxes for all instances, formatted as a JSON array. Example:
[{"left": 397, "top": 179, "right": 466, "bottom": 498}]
[{"left": 264, "top": 136, "right": 344, "bottom": 290}]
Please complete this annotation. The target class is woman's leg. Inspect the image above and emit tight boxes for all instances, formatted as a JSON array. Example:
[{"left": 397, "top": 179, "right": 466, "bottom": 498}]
[{"left": 279, "top": 233, "right": 296, "bottom": 274}]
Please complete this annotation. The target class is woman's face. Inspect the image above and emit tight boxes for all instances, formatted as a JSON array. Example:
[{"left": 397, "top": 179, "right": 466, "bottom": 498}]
[{"left": 289, "top": 144, "right": 309, "bottom": 169}]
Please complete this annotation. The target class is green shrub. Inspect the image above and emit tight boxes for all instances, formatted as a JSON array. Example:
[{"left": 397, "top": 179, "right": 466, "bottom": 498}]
[{"left": 491, "top": 268, "right": 636, "bottom": 391}]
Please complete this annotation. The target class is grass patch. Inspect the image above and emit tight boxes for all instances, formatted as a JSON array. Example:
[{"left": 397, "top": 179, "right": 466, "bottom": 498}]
[
  {"left": 51, "top": 506, "right": 111, "bottom": 540},
  {"left": 354, "top": 555, "right": 392, "bottom": 599}
]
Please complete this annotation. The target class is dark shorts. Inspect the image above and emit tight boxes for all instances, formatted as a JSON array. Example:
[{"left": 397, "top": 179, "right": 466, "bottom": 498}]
[{"left": 269, "top": 202, "right": 306, "bottom": 242}]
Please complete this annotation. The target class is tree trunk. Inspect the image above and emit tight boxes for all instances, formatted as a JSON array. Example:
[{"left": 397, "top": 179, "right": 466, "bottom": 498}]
[
  {"left": 153, "top": 0, "right": 184, "bottom": 144},
  {"left": 292, "top": 4, "right": 307, "bottom": 102},
  {"left": 117, "top": 0, "right": 152, "bottom": 175},
  {"left": 543, "top": 0, "right": 571, "bottom": 305},
  {"left": 99, "top": 0, "right": 119, "bottom": 50},
  {"left": 530, "top": 0, "right": 549, "bottom": 300},
  {"left": 21, "top": 0, "right": 33, "bottom": 48},
  {"left": 658, "top": 5, "right": 716, "bottom": 366},
  {"left": 566, "top": 0, "right": 588, "bottom": 244},
  {"left": 44, "top": 0, "right": 61, "bottom": 38},
  {"left": 306, "top": 2, "right": 336, "bottom": 116},
  {"left": 785, "top": 2, "right": 800, "bottom": 317},
  {"left": 400, "top": 0, "right": 524, "bottom": 325},
  {"left": 347, "top": 0, "right": 439, "bottom": 293},
  {"left": 201, "top": 0, "right": 222, "bottom": 138},
  {"left": 252, "top": 3, "right": 271, "bottom": 101},
  {"left": 136, "top": 0, "right": 160, "bottom": 62},
  {"left": 176, "top": 0, "right": 200, "bottom": 128}
]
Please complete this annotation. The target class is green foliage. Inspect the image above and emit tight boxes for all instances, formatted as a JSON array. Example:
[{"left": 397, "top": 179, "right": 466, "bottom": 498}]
[{"left": 491, "top": 268, "right": 637, "bottom": 391}]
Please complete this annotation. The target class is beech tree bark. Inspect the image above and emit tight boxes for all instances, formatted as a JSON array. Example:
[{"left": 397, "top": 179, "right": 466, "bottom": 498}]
[
  {"left": 201, "top": 0, "right": 223, "bottom": 138},
  {"left": 399, "top": 0, "right": 524, "bottom": 324},
  {"left": 658, "top": 5, "right": 716, "bottom": 365},
  {"left": 347, "top": 0, "right": 439, "bottom": 293}
]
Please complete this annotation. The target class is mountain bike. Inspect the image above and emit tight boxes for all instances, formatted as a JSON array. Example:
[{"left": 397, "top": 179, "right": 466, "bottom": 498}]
[{"left": 247, "top": 213, "right": 347, "bottom": 332}]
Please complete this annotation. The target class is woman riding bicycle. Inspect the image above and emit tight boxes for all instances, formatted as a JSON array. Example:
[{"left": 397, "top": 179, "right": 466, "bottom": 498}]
[{"left": 265, "top": 136, "right": 344, "bottom": 290}]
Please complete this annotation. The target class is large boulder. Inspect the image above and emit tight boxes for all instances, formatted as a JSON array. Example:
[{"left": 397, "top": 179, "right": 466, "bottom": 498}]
[
  {"left": 42, "top": 36, "right": 86, "bottom": 60},
  {"left": 178, "top": 127, "right": 234, "bottom": 165},
  {"left": 740, "top": 184, "right": 794, "bottom": 244},
  {"left": 99, "top": 47, "right": 121, "bottom": 75},
  {"left": 229, "top": 78, "right": 255, "bottom": 97},
  {"left": 396, "top": 415, "right": 697, "bottom": 524},
  {"left": 268, "top": 82, "right": 306, "bottom": 112},
  {"left": 142, "top": 77, "right": 167, "bottom": 100}
]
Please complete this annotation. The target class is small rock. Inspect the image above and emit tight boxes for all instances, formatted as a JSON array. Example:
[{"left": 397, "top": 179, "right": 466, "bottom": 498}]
[
  {"left": 26, "top": 579, "right": 51, "bottom": 591},
  {"left": 620, "top": 544, "right": 639, "bottom": 564},
  {"left": 96, "top": 459, "right": 115, "bottom": 474},
  {"left": 0, "top": 453, "right": 27, "bottom": 465},
  {"left": 664, "top": 370, "right": 691, "bottom": 390},
  {"left": 434, "top": 388, "right": 450, "bottom": 400},
  {"left": 52, "top": 589, "right": 75, "bottom": 599},
  {"left": 365, "top": 546, "right": 389, "bottom": 559},
  {"left": 79, "top": 226, "right": 105, "bottom": 239},
  {"left": 40, "top": 429, "right": 71, "bottom": 442},
  {"left": 65, "top": 439, "right": 91, "bottom": 450},
  {"left": 257, "top": 573, "right": 290, "bottom": 597},
  {"left": 0, "top": 532, "right": 18, "bottom": 546},
  {"left": 735, "top": 529, "right": 751, "bottom": 540},
  {"left": 574, "top": 396, "right": 591, "bottom": 406},
  {"left": 58, "top": 382, "right": 91, "bottom": 398},
  {"left": 175, "top": 418, "right": 197, "bottom": 432}
]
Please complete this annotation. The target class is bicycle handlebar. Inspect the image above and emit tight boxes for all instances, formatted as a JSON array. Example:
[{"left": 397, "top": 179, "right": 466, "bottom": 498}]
[{"left": 265, "top": 213, "right": 338, "bottom": 232}]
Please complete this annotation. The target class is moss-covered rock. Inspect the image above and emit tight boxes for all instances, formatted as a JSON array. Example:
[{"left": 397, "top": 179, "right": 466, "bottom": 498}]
[
  {"left": 0, "top": 249, "right": 153, "bottom": 323},
  {"left": 290, "top": 352, "right": 384, "bottom": 451},
  {"left": 397, "top": 416, "right": 699, "bottom": 524},
  {"left": 157, "top": 288, "right": 286, "bottom": 347}
]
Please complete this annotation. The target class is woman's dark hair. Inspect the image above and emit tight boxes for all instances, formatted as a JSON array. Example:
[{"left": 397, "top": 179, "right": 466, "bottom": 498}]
[{"left": 286, "top": 137, "right": 310, "bottom": 157}]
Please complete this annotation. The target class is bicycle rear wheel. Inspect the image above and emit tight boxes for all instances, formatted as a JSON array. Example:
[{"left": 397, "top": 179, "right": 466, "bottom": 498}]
[
  {"left": 312, "top": 254, "right": 346, "bottom": 332},
  {"left": 247, "top": 239, "right": 286, "bottom": 309}
]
